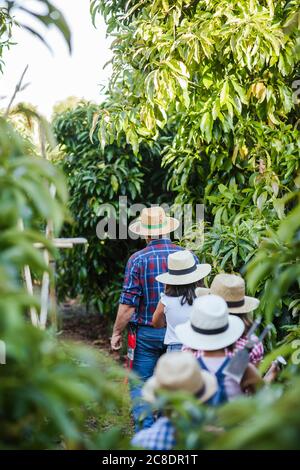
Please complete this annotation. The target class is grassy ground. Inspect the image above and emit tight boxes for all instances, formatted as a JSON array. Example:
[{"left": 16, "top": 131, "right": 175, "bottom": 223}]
[
  {"left": 96, "top": 352, "right": 132, "bottom": 437},
  {"left": 59, "top": 303, "right": 133, "bottom": 442}
]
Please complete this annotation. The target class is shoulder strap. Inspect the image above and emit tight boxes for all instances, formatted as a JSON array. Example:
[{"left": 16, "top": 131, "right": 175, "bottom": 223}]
[
  {"left": 197, "top": 357, "right": 209, "bottom": 371},
  {"left": 198, "top": 356, "right": 229, "bottom": 373},
  {"left": 213, "top": 357, "right": 229, "bottom": 404},
  {"left": 215, "top": 356, "right": 230, "bottom": 375}
]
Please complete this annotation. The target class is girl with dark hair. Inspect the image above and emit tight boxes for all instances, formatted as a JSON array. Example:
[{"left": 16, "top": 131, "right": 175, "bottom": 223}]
[{"left": 152, "top": 250, "right": 211, "bottom": 352}]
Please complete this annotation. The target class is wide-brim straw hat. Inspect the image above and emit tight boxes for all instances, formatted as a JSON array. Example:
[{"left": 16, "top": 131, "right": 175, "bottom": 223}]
[
  {"left": 195, "top": 273, "right": 259, "bottom": 314},
  {"left": 156, "top": 250, "right": 211, "bottom": 285},
  {"left": 129, "top": 206, "right": 179, "bottom": 236},
  {"left": 142, "top": 351, "right": 217, "bottom": 404},
  {"left": 175, "top": 294, "right": 245, "bottom": 351}
]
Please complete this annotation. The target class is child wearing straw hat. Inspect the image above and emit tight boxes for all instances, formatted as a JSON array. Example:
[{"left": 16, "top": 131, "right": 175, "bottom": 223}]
[
  {"left": 195, "top": 274, "right": 264, "bottom": 365},
  {"left": 152, "top": 250, "right": 211, "bottom": 352},
  {"left": 175, "top": 295, "right": 263, "bottom": 404},
  {"left": 131, "top": 351, "right": 217, "bottom": 450}
]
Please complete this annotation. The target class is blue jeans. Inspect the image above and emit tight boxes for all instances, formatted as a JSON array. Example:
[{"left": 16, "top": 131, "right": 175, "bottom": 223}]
[
  {"left": 166, "top": 343, "right": 183, "bottom": 352},
  {"left": 130, "top": 326, "right": 166, "bottom": 431}
]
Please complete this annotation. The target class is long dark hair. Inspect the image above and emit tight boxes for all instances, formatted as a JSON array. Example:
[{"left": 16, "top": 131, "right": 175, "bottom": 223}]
[{"left": 165, "top": 281, "right": 201, "bottom": 306}]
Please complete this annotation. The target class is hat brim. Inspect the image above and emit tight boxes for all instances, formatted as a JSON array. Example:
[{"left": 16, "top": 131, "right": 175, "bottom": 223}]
[
  {"left": 129, "top": 216, "right": 180, "bottom": 236},
  {"left": 195, "top": 288, "right": 259, "bottom": 314},
  {"left": 198, "top": 370, "right": 218, "bottom": 402},
  {"left": 156, "top": 264, "right": 211, "bottom": 286},
  {"left": 142, "top": 376, "right": 159, "bottom": 403},
  {"left": 142, "top": 369, "right": 218, "bottom": 404},
  {"left": 228, "top": 296, "right": 260, "bottom": 314},
  {"left": 175, "top": 315, "right": 245, "bottom": 351}
]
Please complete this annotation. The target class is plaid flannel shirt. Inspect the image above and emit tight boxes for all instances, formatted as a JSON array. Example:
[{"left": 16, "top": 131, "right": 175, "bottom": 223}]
[
  {"left": 120, "top": 238, "right": 195, "bottom": 326},
  {"left": 183, "top": 334, "right": 264, "bottom": 365},
  {"left": 234, "top": 335, "right": 264, "bottom": 365},
  {"left": 131, "top": 417, "right": 175, "bottom": 450}
]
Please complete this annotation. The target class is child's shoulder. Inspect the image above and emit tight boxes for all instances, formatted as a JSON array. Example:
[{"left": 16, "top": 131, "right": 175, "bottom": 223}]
[
  {"left": 160, "top": 293, "right": 178, "bottom": 302},
  {"left": 160, "top": 293, "right": 187, "bottom": 307}
]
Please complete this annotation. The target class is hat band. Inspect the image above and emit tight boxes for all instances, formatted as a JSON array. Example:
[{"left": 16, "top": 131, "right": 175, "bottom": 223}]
[
  {"left": 141, "top": 220, "right": 168, "bottom": 229},
  {"left": 191, "top": 323, "right": 229, "bottom": 335},
  {"left": 168, "top": 263, "right": 197, "bottom": 276},
  {"left": 195, "top": 384, "right": 206, "bottom": 399},
  {"left": 226, "top": 299, "right": 245, "bottom": 308}
]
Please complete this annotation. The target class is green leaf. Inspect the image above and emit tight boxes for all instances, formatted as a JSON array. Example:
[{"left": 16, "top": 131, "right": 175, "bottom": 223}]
[
  {"left": 110, "top": 175, "right": 119, "bottom": 192},
  {"left": 220, "top": 81, "right": 229, "bottom": 106},
  {"left": 200, "top": 112, "right": 213, "bottom": 143}
]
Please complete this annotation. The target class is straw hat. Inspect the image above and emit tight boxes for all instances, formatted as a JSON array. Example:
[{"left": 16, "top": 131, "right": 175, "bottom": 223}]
[
  {"left": 175, "top": 294, "right": 245, "bottom": 351},
  {"left": 129, "top": 207, "right": 179, "bottom": 237},
  {"left": 195, "top": 273, "right": 259, "bottom": 314},
  {"left": 156, "top": 250, "right": 211, "bottom": 286},
  {"left": 142, "top": 351, "right": 217, "bottom": 404}
]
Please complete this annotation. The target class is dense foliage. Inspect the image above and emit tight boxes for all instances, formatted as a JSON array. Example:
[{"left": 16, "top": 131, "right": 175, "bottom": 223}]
[
  {"left": 52, "top": 102, "right": 172, "bottom": 312},
  {"left": 0, "top": 0, "right": 299, "bottom": 451},
  {"left": 0, "top": 8, "right": 129, "bottom": 450},
  {"left": 0, "top": 0, "right": 71, "bottom": 52},
  {"left": 247, "top": 188, "right": 300, "bottom": 324},
  {"left": 90, "top": 0, "right": 300, "bottom": 330}
]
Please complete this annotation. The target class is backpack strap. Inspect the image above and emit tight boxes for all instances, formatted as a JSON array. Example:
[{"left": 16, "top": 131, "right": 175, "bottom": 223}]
[
  {"left": 197, "top": 356, "right": 209, "bottom": 371},
  {"left": 198, "top": 356, "right": 229, "bottom": 406},
  {"left": 198, "top": 356, "right": 230, "bottom": 373},
  {"left": 214, "top": 357, "right": 230, "bottom": 403},
  {"left": 215, "top": 356, "right": 230, "bottom": 375}
]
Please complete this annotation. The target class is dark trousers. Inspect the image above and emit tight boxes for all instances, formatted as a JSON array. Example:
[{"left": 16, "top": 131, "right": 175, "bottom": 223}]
[{"left": 130, "top": 325, "right": 166, "bottom": 431}]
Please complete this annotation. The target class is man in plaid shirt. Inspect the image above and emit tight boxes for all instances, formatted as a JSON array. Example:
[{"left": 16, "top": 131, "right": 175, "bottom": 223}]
[{"left": 111, "top": 207, "right": 194, "bottom": 430}]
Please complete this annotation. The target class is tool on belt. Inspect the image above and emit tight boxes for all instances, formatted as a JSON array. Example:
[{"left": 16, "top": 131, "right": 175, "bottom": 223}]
[
  {"left": 127, "top": 323, "right": 137, "bottom": 370},
  {"left": 224, "top": 318, "right": 272, "bottom": 383}
]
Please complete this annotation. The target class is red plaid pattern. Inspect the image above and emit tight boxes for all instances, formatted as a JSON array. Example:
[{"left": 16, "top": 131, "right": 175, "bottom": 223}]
[
  {"left": 120, "top": 239, "right": 197, "bottom": 326},
  {"left": 234, "top": 335, "right": 264, "bottom": 365}
]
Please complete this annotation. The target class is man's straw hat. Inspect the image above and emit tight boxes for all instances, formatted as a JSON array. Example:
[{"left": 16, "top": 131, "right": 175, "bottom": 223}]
[
  {"left": 129, "top": 207, "right": 179, "bottom": 237},
  {"left": 175, "top": 294, "right": 245, "bottom": 351},
  {"left": 156, "top": 250, "right": 211, "bottom": 285},
  {"left": 196, "top": 273, "right": 260, "bottom": 314},
  {"left": 142, "top": 351, "right": 217, "bottom": 403}
]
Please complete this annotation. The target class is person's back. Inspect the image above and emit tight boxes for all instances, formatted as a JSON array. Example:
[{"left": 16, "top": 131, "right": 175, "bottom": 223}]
[
  {"left": 175, "top": 295, "right": 263, "bottom": 405},
  {"left": 162, "top": 294, "right": 193, "bottom": 348},
  {"left": 198, "top": 356, "right": 242, "bottom": 402},
  {"left": 198, "top": 355, "right": 262, "bottom": 403},
  {"left": 152, "top": 250, "right": 211, "bottom": 351},
  {"left": 122, "top": 238, "right": 183, "bottom": 326}
]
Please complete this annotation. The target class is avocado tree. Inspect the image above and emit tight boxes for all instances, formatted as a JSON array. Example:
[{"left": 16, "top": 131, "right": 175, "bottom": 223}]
[
  {"left": 91, "top": 0, "right": 300, "bottom": 325},
  {"left": 91, "top": 0, "right": 299, "bottom": 212},
  {"left": 52, "top": 102, "right": 172, "bottom": 313}
]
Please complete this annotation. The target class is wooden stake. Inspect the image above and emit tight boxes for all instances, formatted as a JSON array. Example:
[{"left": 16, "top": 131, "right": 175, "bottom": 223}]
[
  {"left": 18, "top": 219, "right": 40, "bottom": 327},
  {"left": 39, "top": 252, "right": 50, "bottom": 330},
  {"left": 39, "top": 184, "right": 57, "bottom": 330}
]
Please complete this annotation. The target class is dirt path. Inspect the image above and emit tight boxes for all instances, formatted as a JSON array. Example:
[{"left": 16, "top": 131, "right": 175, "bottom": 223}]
[
  {"left": 59, "top": 302, "right": 127, "bottom": 364},
  {"left": 60, "top": 302, "right": 112, "bottom": 350}
]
